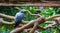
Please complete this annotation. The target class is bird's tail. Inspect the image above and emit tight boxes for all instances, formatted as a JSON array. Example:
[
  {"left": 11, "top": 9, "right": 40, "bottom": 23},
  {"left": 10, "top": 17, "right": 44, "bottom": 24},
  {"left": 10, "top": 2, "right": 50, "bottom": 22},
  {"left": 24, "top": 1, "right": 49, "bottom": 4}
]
[{"left": 14, "top": 22, "right": 20, "bottom": 28}]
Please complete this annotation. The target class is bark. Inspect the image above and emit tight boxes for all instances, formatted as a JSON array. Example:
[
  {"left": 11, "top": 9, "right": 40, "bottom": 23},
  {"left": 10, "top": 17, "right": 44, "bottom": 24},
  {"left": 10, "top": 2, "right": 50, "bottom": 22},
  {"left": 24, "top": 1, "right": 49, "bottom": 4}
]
[
  {"left": 0, "top": 18, "right": 15, "bottom": 25},
  {"left": 10, "top": 16, "right": 45, "bottom": 33},
  {"left": 0, "top": 17, "right": 54, "bottom": 25},
  {"left": 54, "top": 17, "right": 60, "bottom": 24},
  {"left": 0, "top": 2, "right": 60, "bottom": 6},
  {"left": 0, "top": 13, "right": 15, "bottom": 20},
  {"left": 44, "top": 22, "right": 56, "bottom": 29},
  {"left": 0, "top": 13, "right": 60, "bottom": 33},
  {"left": 15, "top": 7, "right": 41, "bottom": 17},
  {"left": 29, "top": 22, "right": 39, "bottom": 33},
  {"left": 46, "top": 14, "right": 60, "bottom": 21}
]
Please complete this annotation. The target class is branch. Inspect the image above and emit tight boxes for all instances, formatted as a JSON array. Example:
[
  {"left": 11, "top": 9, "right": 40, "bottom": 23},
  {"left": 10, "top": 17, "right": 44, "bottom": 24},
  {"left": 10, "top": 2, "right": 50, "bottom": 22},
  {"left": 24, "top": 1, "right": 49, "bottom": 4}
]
[
  {"left": 23, "top": 28, "right": 32, "bottom": 33},
  {"left": 0, "top": 13, "right": 53, "bottom": 24},
  {"left": 37, "top": 25, "right": 46, "bottom": 30},
  {"left": 23, "top": 21, "right": 54, "bottom": 24},
  {"left": 26, "top": 21, "right": 56, "bottom": 31},
  {"left": 0, "top": 18, "right": 15, "bottom": 25},
  {"left": 46, "top": 14, "right": 60, "bottom": 21},
  {"left": 1, "top": 13, "right": 60, "bottom": 33},
  {"left": 26, "top": 10, "right": 41, "bottom": 17},
  {"left": 10, "top": 16, "right": 45, "bottom": 33},
  {"left": 0, "top": 3, "right": 60, "bottom": 6},
  {"left": 44, "top": 22, "right": 56, "bottom": 29},
  {"left": 0, "top": 13, "right": 15, "bottom": 20},
  {"left": 0, "top": 18, "right": 29, "bottom": 25},
  {"left": 37, "top": 21, "right": 57, "bottom": 30},
  {"left": 0, "top": 13, "right": 29, "bottom": 24},
  {"left": 10, "top": 20, "right": 34, "bottom": 33},
  {"left": 14, "top": 7, "right": 21, "bottom": 10},
  {"left": 44, "top": 21, "right": 54, "bottom": 24},
  {"left": 0, "top": 17, "right": 53, "bottom": 30},
  {"left": 29, "top": 22, "right": 39, "bottom": 33},
  {"left": 54, "top": 17, "right": 60, "bottom": 24},
  {"left": 15, "top": 7, "right": 41, "bottom": 17}
]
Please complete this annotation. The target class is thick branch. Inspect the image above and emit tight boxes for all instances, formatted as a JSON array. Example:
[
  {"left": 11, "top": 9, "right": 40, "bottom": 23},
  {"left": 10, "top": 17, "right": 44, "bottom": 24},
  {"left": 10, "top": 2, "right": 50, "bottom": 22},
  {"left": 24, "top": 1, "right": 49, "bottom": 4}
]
[
  {"left": 1, "top": 13, "right": 60, "bottom": 33},
  {"left": 0, "top": 3, "right": 60, "bottom": 6},
  {"left": 10, "top": 16, "right": 45, "bottom": 33},
  {"left": 29, "top": 22, "right": 39, "bottom": 33},
  {"left": 54, "top": 17, "right": 60, "bottom": 24},
  {"left": 10, "top": 20, "right": 34, "bottom": 33},
  {"left": 23, "top": 28, "right": 32, "bottom": 33}
]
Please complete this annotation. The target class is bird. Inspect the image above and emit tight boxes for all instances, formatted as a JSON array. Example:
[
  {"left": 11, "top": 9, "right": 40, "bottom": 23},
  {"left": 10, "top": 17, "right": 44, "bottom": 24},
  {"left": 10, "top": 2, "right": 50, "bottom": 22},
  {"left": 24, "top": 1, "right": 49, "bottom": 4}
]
[
  {"left": 35, "top": 10, "right": 41, "bottom": 14},
  {"left": 14, "top": 9, "right": 27, "bottom": 27},
  {"left": 35, "top": 6, "right": 44, "bottom": 14}
]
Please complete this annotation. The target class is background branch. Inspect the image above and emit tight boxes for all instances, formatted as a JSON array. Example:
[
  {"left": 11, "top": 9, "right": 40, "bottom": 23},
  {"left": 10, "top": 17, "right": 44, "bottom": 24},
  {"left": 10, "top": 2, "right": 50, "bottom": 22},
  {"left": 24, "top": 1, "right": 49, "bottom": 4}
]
[
  {"left": 0, "top": 13, "right": 60, "bottom": 33},
  {"left": 0, "top": 13, "right": 15, "bottom": 20},
  {"left": 46, "top": 14, "right": 60, "bottom": 21},
  {"left": 44, "top": 22, "right": 56, "bottom": 29},
  {"left": 0, "top": 18, "right": 15, "bottom": 25},
  {"left": 15, "top": 7, "right": 41, "bottom": 17}
]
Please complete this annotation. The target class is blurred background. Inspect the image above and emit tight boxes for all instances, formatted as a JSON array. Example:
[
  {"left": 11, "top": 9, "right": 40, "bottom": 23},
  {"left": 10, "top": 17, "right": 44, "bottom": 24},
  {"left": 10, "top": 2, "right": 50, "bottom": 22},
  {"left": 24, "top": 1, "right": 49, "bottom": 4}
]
[{"left": 0, "top": 6, "right": 60, "bottom": 33}]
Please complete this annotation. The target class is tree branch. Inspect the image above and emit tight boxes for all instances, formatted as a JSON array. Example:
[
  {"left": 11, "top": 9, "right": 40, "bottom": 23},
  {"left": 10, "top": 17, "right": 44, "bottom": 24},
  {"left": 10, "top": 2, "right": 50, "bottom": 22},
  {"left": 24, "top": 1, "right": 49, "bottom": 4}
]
[
  {"left": 29, "top": 22, "right": 39, "bottom": 33},
  {"left": 0, "top": 18, "right": 15, "bottom": 25},
  {"left": 10, "top": 16, "right": 45, "bottom": 33},
  {"left": 15, "top": 7, "right": 41, "bottom": 17},
  {"left": 46, "top": 14, "right": 60, "bottom": 21},
  {"left": 0, "top": 13, "right": 29, "bottom": 24},
  {"left": 0, "top": 13, "right": 15, "bottom": 20},
  {"left": 44, "top": 22, "right": 56, "bottom": 29},
  {"left": 0, "top": 13, "right": 60, "bottom": 33},
  {"left": 54, "top": 17, "right": 60, "bottom": 24}
]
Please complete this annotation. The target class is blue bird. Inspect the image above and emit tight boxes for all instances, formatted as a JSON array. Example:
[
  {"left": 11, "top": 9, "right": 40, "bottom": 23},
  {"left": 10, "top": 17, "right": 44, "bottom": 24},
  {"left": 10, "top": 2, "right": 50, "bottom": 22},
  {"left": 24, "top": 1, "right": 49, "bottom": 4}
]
[{"left": 14, "top": 9, "right": 26, "bottom": 27}]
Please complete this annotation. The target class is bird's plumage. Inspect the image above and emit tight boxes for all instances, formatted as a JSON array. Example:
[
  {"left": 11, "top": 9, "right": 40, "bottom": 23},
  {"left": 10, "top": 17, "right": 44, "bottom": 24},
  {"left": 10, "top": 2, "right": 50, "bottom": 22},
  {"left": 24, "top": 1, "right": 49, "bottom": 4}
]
[{"left": 14, "top": 9, "right": 26, "bottom": 27}]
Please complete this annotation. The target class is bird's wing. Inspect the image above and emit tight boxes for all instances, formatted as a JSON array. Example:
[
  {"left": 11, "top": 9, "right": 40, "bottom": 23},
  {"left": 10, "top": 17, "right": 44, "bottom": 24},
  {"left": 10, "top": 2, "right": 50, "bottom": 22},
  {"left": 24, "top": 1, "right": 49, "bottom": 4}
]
[{"left": 15, "top": 13, "right": 24, "bottom": 22}]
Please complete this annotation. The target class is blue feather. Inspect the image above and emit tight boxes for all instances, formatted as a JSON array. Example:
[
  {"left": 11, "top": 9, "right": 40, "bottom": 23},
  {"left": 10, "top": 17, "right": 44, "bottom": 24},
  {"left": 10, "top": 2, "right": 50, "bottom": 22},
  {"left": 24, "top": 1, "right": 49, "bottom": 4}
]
[{"left": 14, "top": 9, "right": 26, "bottom": 27}]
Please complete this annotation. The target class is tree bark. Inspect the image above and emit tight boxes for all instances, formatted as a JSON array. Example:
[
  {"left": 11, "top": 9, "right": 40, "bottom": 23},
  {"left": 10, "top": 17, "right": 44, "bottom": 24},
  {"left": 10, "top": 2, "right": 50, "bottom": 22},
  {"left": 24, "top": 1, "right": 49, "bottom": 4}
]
[
  {"left": 29, "top": 22, "right": 39, "bottom": 33},
  {"left": 10, "top": 16, "right": 45, "bottom": 33}
]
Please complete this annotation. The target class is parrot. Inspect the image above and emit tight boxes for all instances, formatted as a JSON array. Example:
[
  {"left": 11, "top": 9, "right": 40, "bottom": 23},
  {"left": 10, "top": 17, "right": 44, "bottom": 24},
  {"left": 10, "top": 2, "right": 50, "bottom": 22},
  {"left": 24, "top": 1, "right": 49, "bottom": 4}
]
[{"left": 14, "top": 9, "right": 27, "bottom": 27}]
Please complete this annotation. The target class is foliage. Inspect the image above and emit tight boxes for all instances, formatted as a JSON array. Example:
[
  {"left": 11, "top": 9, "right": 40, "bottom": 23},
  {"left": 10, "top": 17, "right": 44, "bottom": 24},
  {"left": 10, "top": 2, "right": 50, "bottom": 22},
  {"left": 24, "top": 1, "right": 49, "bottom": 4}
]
[{"left": 0, "top": 6, "right": 60, "bottom": 33}]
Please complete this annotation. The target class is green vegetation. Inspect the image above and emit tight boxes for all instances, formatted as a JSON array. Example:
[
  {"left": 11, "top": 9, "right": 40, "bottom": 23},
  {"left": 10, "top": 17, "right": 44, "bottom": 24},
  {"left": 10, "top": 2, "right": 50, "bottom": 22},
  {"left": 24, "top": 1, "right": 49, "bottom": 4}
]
[{"left": 0, "top": 6, "right": 60, "bottom": 33}]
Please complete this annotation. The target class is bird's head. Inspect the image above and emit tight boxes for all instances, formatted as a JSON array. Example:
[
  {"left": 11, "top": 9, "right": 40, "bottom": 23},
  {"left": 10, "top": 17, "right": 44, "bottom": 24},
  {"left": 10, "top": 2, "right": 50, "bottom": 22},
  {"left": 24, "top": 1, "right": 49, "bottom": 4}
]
[{"left": 20, "top": 9, "right": 27, "bottom": 13}]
